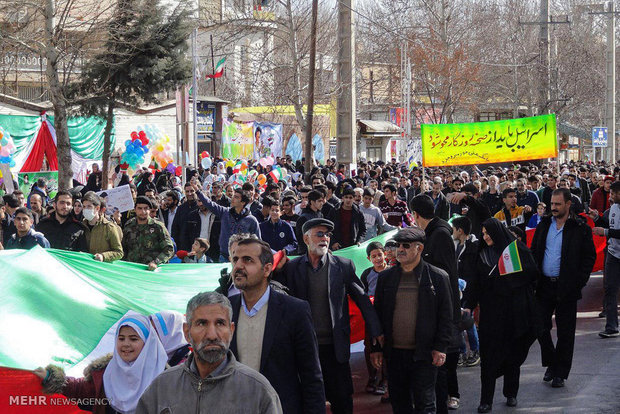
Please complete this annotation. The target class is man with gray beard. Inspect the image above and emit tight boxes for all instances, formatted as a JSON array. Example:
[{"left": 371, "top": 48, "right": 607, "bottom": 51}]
[
  {"left": 137, "top": 291, "right": 282, "bottom": 414},
  {"left": 274, "top": 218, "right": 382, "bottom": 414}
]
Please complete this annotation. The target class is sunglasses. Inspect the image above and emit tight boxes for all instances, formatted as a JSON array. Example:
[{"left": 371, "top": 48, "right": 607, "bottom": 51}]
[
  {"left": 314, "top": 231, "right": 332, "bottom": 238},
  {"left": 396, "top": 242, "right": 419, "bottom": 249}
]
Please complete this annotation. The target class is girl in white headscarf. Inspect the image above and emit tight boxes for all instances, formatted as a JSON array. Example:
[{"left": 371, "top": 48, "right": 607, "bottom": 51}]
[
  {"left": 149, "top": 310, "right": 190, "bottom": 366},
  {"left": 36, "top": 311, "right": 167, "bottom": 414}
]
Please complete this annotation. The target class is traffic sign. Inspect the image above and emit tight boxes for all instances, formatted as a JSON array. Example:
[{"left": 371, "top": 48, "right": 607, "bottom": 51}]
[{"left": 592, "top": 127, "right": 608, "bottom": 148}]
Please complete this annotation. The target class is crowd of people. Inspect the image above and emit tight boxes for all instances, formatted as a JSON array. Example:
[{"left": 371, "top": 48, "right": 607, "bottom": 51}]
[{"left": 1, "top": 155, "right": 619, "bottom": 413}]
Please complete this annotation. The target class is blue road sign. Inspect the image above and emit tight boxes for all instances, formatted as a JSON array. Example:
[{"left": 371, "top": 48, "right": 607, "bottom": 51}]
[{"left": 592, "top": 127, "right": 608, "bottom": 148}]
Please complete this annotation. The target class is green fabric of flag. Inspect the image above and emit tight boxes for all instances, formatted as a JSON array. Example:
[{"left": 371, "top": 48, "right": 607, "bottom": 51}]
[{"left": 0, "top": 230, "right": 396, "bottom": 371}]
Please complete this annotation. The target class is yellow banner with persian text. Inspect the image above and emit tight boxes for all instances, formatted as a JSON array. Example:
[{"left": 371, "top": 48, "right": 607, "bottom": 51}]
[{"left": 421, "top": 114, "right": 558, "bottom": 167}]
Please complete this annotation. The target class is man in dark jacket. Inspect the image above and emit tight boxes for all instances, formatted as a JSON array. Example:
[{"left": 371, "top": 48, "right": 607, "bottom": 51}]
[
  {"left": 447, "top": 184, "right": 491, "bottom": 239},
  {"left": 327, "top": 187, "right": 366, "bottom": 250},
  {"left": 180, "top": 198, "right": 217, "bottom": 260},
  {"left": 229, "top": 238, "right": 325, "bottom": 414},
  {"left": 259, "top": 198, "right": 297, "bottom": 254},
  {"left": 195, "top": 186, "right": 260, "bottom": 262},
  {"left": 170, "top": 184, "right": 199, "bottom": 250},
  {"left": 37, "top": 190, "right": 88, "bottom": 252},
  {"left": 295, "top": 190, "right": 325, "bottom": 255},
  {"left": 5, "top": 207, "right": 50, "bottom": 249},
  {"left": 426, "top": 180, "right": 450, "bottom": 221},
  {"left": 530, "top": 188, "right": 596, "bottom": 388},
  {"left": 410, "top": 194, "right": 460, "bottom": 414},
  {"left": 370, "top": 227, "right": 453, "bottom": 413},
  {"left": 274, "top": 218, "right": 382, "bottom": 414}
]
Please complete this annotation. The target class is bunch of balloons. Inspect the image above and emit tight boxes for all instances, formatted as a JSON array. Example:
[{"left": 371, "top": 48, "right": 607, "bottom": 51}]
[
  {"left": 200, "top": 151, "right": 212, "bottom": 169},
  {"left": 138, "top": 125, "right": 174, "bottom": 168},
  {"left": 121, "top": 131, "right": 150, "bottom": 169},
  {"left": 165, "top": 163, "right": 183, "bottom": 177},
  {"left": 0, "top": 126, "right": 17, "bottom": 167}
]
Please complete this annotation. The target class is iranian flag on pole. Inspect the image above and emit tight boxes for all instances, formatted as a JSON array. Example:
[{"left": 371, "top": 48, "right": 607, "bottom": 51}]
[
  {"left": 206, "top": 57, "right": 225, "bottom": 80},
  {"left": 498, "top": 240, "right": 522, "bottom": 275}
]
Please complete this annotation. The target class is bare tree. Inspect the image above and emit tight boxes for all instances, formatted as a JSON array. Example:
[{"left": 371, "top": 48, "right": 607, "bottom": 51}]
[{"left": 0, "top": 0, "right": 114, "bottom": 189}]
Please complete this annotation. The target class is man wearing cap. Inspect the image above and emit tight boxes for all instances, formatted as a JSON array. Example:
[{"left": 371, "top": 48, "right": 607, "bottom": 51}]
[
  {"left": 274, "top": 217, "right": 382, "bottom": 414},
  {"left": 327, "top": 187, "right": 366, "bottom": 250},
  {"left": 122, "top": 196, "right": 174, "bottom": 270},
  {"left": 371, "top": 227, "right": 453, "bottom": 413}
]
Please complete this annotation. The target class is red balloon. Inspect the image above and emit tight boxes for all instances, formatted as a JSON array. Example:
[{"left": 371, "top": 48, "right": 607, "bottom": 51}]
[
  {"left": 130, "top": 131, "right": 138, "bottom": 141},
  {"left": 200, "top": 151, "right": 208, "bottom": 159},
  {"left": 175, "top": 166, "right": 183, "bottom": 176},
  {"left": 141, "top": 137, "right": 149, "bottom": 146},
  {"left": 138, "top": 130, "right": 147, "bottom": 139}
]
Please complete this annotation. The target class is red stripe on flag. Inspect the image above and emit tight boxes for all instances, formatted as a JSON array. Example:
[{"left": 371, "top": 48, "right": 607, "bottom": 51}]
[{"left": 0, "top": 367, "right": 87, "bottom": 414}]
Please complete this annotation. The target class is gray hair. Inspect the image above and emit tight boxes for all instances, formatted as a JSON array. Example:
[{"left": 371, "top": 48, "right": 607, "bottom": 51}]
[
  {"left": 227, "top": 233, "right": 259, "bottom": 255},
  {"left": 186, "top": 291, "right": 233, "bottom": 325}
]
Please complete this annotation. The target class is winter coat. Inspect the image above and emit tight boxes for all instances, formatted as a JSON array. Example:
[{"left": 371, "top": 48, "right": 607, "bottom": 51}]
[
  {"left": 136, "top": 352, "right": 282, "bottom": 414},
  {"left": 84, "top": 215, "right": 123, "bottom": 262},
  {"left": 327, "top": 204, "right": 367, "bottom": 248},
  {"left": 422, "top": 217, "right": 461, "bottom": 350},
  {"left": 462, "top": 240, "right": 540, "bottom": 379},
  {"left": 5, "top": 228, "right": 50, "bottom": 249},
  {"left": 42, "top": 354, "right": 113, "bottom": 414},
  {"left": 590, "top": 187, "right": 611, "bottom": 216},
  {"left": 259, "top": 219, "right": 298, "bottom": 254},
  {"left": 372, "top": 260, "right": 453, "bottom": 359},
  {"left": 196, "top": 191, "right": 261, "bottom": 255},
  {"left": 530, "top": 215, "right": 597, "bottom": 302},
  {"left": 36, "top": 215, "right": 89, "bottom": 252},
  {"left": 424, "top": 191, "right": 450, "bottom": 221}
]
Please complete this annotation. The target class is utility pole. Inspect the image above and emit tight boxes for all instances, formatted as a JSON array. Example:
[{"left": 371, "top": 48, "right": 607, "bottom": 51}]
[
  {"left": 336, "top": 0, "right": 356, "bottom": 168},
  {"left": 590, "top": 1, "right": 617, "bottom": 163},
  {"left": 192, "top": 28, "right": 198, "bottom": 171},
  {"left": 304, "top": 0, "right": 318, "bottom": 178},
  {"left": 539, "top": 0, "right": 550, "bottom": 115},
  {"left": 519, "top": 1, "right": 569, "bottom": 115}
]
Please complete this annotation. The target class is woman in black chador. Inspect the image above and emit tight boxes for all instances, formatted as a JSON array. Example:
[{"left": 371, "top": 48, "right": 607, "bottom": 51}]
[{"left": 463, "top": 218, "right": 540, "bottom": 413}]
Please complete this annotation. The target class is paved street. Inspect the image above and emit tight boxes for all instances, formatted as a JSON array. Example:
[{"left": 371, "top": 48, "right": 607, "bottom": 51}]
[{"left": 351, "top": 272, "right": 620, "bottom": 413}]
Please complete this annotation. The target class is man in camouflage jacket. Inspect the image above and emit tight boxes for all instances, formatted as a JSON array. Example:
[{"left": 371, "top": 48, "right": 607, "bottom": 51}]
[{"left": 122, "top": 196, "right": 174, "bottom": 270}]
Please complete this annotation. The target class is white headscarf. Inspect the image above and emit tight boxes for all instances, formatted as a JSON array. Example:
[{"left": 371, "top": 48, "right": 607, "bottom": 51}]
[
  {"left": 149, "top": 310, "right": 189, "bottom": 358},
  {"left": 103, "top": 311, "right": 167, "bottom": 414}
]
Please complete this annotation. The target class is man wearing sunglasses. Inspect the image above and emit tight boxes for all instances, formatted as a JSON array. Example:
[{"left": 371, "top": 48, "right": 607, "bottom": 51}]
[
  {"left": 274, "top": 218, "right": 382, "bottom": 414},
  {"left": 370, "top": 227, "right": 453, "bottom": 413}
]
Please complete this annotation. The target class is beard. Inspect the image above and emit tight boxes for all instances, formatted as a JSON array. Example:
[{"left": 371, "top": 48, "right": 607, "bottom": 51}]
[
  {"left": 192, "top": 338, "right": 229, "bottom": 364},
  {"left": 309, "top": 244, "right": 328, "bottom": 256}
]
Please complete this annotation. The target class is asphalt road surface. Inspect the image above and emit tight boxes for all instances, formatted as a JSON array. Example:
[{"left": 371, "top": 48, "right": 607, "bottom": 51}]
[{"left": 350, "top": 272, "right": 620, "bottom": 414}]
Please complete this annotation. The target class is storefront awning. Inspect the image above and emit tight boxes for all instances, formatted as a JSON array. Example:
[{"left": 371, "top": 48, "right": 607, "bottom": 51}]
[{"left": 358, "top": 120, "right": 403, "bottom": 137}]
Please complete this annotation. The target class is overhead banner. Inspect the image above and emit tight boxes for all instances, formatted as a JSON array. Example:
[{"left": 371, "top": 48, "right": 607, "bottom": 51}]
[
  {"left": 222, "top": 119, "right": 254, "bottom": 159},
  {"left": 253, "top": 122, "right": 283, "bottom": 160},
  {"left": 421, "top": 114, "right": 558, "bottom": 167}
]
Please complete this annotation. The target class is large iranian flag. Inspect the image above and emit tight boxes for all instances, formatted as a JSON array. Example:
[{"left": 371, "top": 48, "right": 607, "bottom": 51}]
[{"left": 0, "top": 232, "right": 396, "bottom": 413}]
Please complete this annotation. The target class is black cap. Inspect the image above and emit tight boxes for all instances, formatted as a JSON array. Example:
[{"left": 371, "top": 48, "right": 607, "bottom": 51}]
[
  {"left": 384, "top": 239, "right": 398, "bottom": 248},
  {"left": 392, "top": 227, "right": 426, "bottom": 244},
  {"left": 302, "top": 218, "right": 335, "bottom": 234},
  {"left": 135, "top": 196, "right": 154, "bottom": 209}
]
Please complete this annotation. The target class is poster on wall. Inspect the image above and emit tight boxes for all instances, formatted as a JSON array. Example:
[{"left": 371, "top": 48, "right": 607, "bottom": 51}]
[
  {"left": 253, "top": 122, "right": 283, "bottom": 160},
  {"left": 197, "top": 103, "right": 215, "bottom": 133},
  {"left": 390, "top": 140, "right": 397, "bottom": 159},
  {"left": 222, "top": 119, "right": 254, "bottom": 159},
  {"left": 18, "top": 171, "right": 58, "bottom": 200}
]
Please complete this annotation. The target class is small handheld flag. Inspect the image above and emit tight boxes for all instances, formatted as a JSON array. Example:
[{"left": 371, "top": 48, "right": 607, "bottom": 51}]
[{"left": 498, "top": 240, "right": 522, "bottom": 275}]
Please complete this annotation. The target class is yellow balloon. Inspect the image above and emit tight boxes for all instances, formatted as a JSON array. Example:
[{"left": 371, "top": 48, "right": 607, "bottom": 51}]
[{"left": 226, "top": 160, "right": 235, "bottom": 168}]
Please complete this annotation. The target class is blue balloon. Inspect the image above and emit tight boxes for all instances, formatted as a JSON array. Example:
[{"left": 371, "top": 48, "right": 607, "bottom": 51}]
[
  {"left": 125, "top": 140, "right": 132, "bottom": 147},
  {"left": 9, "top": 159, "right": 15, "bottom": 167}
]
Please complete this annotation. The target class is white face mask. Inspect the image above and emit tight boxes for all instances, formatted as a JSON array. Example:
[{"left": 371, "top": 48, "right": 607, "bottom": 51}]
[{"left": 83, "top": 208, "right": 96, "bottom": 221}]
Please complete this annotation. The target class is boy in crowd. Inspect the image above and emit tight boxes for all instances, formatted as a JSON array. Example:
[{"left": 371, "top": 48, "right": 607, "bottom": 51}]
[{"left": 360, "top": 242, "right": 389, "bottom": 402}]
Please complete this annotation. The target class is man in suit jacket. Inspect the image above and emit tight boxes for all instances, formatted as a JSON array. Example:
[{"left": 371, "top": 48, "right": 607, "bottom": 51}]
[
  {"left": 274, "top": 218, "right": 382, "bottom": 414},
  {"left": 229, "top": 238, "right": 325, "bottom": 414},
  {"left": 162, "top": 190, "right": 183, "bottom": 243}
]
